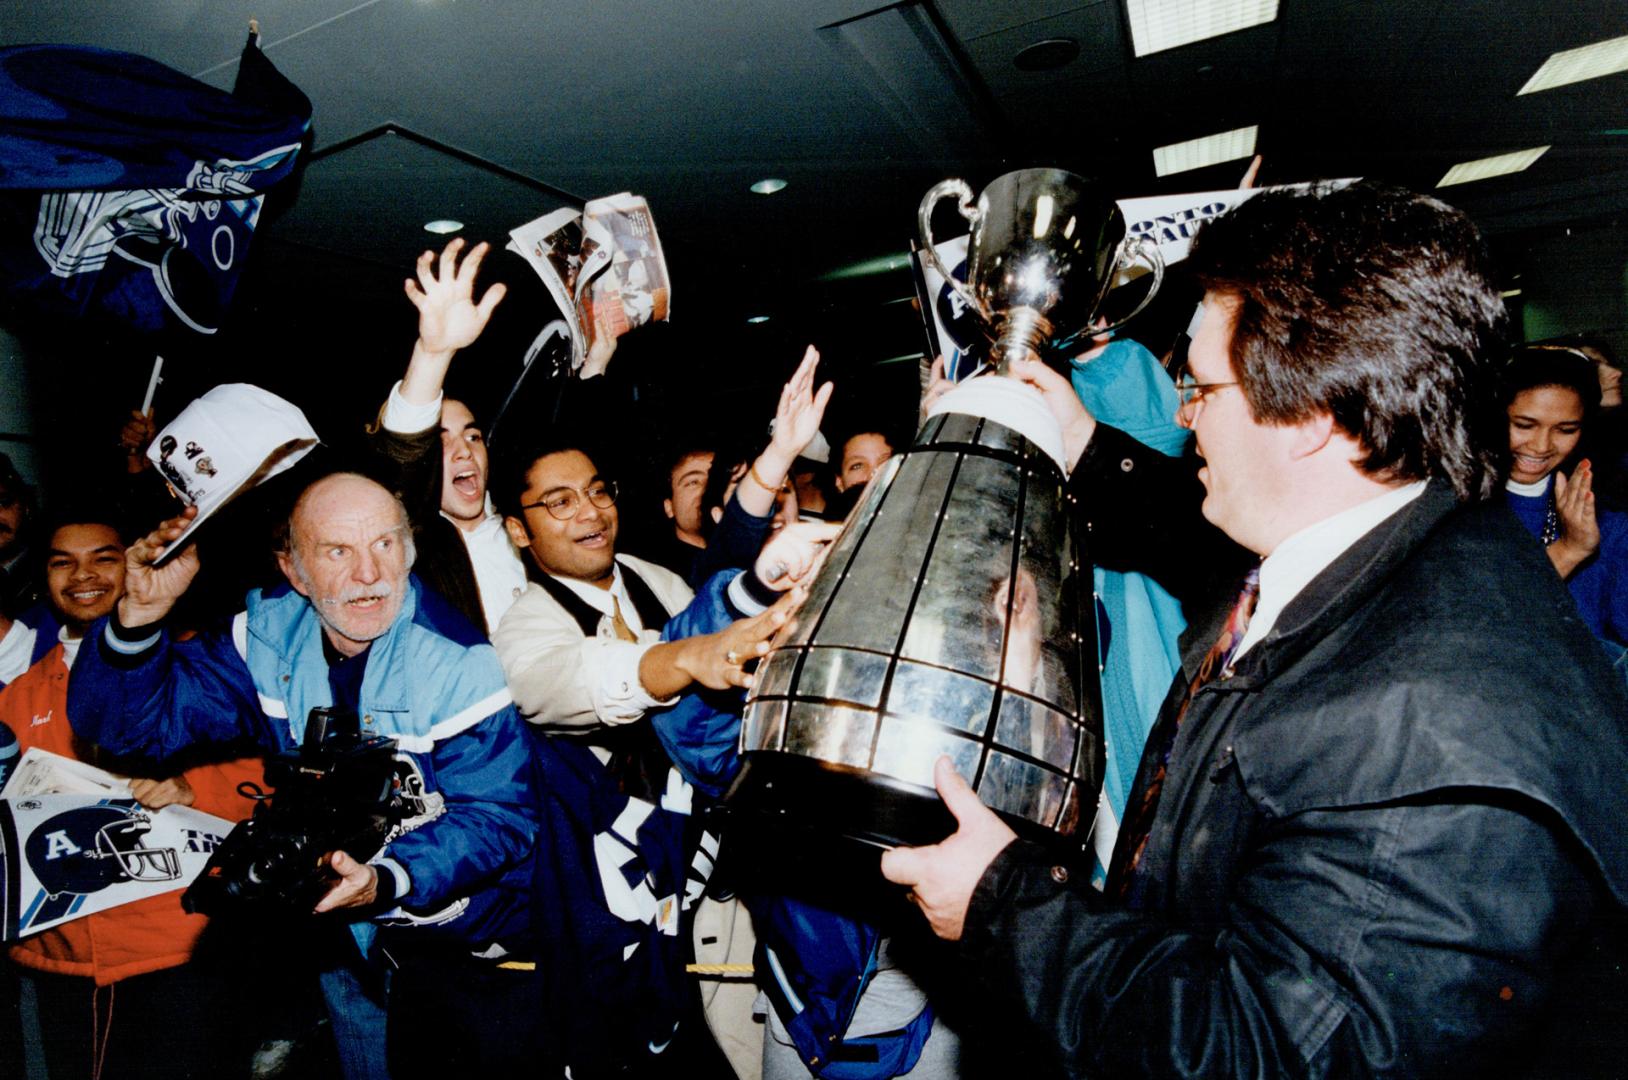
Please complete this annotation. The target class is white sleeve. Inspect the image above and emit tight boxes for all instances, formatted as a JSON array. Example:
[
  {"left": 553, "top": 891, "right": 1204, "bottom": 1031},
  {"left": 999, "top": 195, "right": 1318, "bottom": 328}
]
[
  {"left": 580, "top": 637, "right": 676, "bottom": 723},
  {"left": 381, "top": 379, "right": 444, "bottom": 434},
  {"left": 0, "top": 620, "right": 38, "bottom": 685},
  {"left": 494, "top": 592, "right": 674, "bottom": 728}
]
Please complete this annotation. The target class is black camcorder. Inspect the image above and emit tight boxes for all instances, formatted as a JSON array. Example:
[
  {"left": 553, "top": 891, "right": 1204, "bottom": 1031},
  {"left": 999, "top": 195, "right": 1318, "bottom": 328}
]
[{"left": 182, "top": 707, "right": 409, "bottom": 916}]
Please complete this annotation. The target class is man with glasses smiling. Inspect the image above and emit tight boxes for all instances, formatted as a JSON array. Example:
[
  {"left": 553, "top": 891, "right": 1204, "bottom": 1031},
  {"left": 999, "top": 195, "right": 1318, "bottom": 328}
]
[
  {"left": 882, "top": 182, "right": 1628, "bottom": 1077},
  {"left": 492, "top": 439, "right": 807, "bottom": 731}
]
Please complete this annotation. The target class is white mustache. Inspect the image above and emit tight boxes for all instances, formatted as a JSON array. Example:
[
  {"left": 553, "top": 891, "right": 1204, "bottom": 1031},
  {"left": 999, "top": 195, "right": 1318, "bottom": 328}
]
[{"left": 317, "top": 582, "right": 393, "bottom": 607}]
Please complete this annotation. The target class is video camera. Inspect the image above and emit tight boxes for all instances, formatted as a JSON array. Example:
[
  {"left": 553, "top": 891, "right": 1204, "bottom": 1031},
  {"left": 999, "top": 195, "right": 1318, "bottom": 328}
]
[{"left": 182, "top": 707, "right": 409, "bottom": 916}]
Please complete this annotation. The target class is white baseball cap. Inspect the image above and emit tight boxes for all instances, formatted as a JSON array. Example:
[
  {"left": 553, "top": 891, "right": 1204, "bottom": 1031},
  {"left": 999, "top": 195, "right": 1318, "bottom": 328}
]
[{"left": 146, "top": 383, "right": 319, "bottom": 564}]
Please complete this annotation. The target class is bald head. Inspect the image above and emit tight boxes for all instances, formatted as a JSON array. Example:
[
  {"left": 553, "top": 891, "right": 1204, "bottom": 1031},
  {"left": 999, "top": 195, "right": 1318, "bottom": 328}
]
[{"left": 279, "top": 473, "right": 416, "bottom": 657}]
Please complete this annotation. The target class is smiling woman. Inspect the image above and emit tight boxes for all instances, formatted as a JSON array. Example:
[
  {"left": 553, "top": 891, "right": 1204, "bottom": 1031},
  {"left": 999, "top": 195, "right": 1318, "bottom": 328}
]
[{"left": 1501, "top": 347, "right": 1628, "bottom": 671}]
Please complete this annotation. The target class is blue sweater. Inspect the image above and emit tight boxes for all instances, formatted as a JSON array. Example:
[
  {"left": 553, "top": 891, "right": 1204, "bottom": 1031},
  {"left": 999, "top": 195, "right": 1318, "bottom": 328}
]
[{"left": 1507, "top": 479, "right": 1628, "bottom": 650}]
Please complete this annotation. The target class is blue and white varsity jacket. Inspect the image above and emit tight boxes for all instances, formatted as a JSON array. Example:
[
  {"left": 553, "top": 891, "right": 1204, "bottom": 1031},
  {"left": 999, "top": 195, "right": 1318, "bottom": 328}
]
[{"left": 66, "top": 576, "right": 539, "bottom": 948}]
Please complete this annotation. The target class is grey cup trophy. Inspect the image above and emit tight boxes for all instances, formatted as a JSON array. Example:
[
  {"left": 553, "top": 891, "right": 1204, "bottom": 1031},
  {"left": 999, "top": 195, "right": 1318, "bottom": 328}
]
[
  {"left": 919, "top": 167, "right": 1163, "bottom": 372},
  {"left": 726, "top": 169, "right": 1163, "bottom": 854}
]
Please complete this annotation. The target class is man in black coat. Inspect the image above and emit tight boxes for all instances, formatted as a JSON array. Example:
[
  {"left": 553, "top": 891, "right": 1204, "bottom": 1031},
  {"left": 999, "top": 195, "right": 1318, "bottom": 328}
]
[{"left": 883, "top": 182, "right": 1628, "bottom": 1078}]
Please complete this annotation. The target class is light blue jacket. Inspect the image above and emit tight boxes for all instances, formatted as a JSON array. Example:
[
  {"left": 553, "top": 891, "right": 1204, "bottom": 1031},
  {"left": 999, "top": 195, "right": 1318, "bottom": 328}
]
[{"left": 67, "top": 576, "right": 538, "bottom": 948}]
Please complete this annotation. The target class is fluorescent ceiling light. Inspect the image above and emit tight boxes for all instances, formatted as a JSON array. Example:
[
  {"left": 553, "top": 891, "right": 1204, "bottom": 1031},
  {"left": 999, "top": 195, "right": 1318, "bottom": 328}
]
[
  {"left": 1125, "top": 0, "right": 1279, "bottom": 58},
  {"left": 423, "top": 219, "right": 463, "bottom": 234},
  {"left": 1152, "top": 124, "right": 1257, "bottom": 177},
  {"left": 1501, "top": 288, "right": 1523, "bottom": 298},
  {"left": 746, "top": 315, "right": 771, "bottom": 324},
  {"left": 750, "top": 178, "right": 788, "bottom": 195},
  {"left": 1518, "top": 33, "right": 1628, "bottom": 95},
  {"left": 1436, "top": 146, "right": 1550, "bottom": 188}
]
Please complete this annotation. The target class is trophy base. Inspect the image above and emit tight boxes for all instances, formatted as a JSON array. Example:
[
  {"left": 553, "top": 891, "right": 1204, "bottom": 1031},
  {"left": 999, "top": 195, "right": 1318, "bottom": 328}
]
[{"left": 720, "top": 751, "right": 1073, "bottom": 855}]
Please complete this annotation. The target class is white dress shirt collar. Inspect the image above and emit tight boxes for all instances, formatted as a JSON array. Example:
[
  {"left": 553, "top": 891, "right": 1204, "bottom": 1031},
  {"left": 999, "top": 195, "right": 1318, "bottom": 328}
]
[
  {"left": 1233, "top": 480, "right": 1429, "bottom": 662},
  {"left": 548, "top": 561, "right": 645, "bottom": 633}
]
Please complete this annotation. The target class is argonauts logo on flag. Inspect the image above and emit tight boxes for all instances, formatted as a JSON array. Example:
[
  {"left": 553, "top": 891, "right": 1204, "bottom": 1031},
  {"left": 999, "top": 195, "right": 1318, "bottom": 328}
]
[{"left": 0, "top": 31, "right": 312, "bottom": 334}]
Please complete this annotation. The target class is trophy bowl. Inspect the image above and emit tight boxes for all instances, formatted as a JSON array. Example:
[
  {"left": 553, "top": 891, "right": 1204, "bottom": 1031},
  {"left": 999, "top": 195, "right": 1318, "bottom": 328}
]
[{"left": 918, "top": 167, "right": 1164, "bottom": 371}]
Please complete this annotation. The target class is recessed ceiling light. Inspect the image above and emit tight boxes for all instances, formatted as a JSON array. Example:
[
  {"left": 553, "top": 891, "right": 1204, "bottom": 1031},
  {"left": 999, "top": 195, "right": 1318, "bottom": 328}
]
[
  {"left": 1152, "top": 124, "right": 1257, "bottom": 177},
  {"left": 750, "top": 179, "right": 788, "bottom": 195},
  {"left": 1518, "top": 33, "right": 1628, "bottom": 95},
  {"left": 1436, "top": 146, "right": 1550, "bottom": 188},
  {"left": 423, "top": 219, "right": 464, "bottom": 235},
  {"left": 1014, "top": 37, "right": 1080, "bottom": 71},
  {"left": 1125, "top": 0, "right": 1279, "bottom": 58},
  {"left": 747, "top": 315, "right": 771, "bottom": 323}
]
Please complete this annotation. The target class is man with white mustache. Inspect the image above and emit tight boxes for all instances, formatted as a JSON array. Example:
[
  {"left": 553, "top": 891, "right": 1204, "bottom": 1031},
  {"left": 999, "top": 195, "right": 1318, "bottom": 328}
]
[{"left": 68, "top": 471, "right": 546, "bottom": 1077}]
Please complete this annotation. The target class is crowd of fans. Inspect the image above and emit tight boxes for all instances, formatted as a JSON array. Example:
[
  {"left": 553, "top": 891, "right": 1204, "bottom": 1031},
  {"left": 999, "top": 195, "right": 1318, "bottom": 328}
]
[{"left": 0, "top": 181, "right": 1624, "bottom": 1080}]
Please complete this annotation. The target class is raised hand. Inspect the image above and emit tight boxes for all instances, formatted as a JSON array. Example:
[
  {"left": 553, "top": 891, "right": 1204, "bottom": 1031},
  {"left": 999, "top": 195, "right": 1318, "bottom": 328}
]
[
  {"left": 120, "top": 408, "right": 157, "bottom": 475},
  {"left": 919, "top": 354, "right": 953, "bottom": 425},
  {"left": 118, "top": 506, "right": 202, "bottom": 629},
  {"left": 404, "top": 238, "right": 508, "bottom": 361},
  {"left": 768, "top": 345, "right": 835, "bottom": 465},
  {"left": 1549, "top": 461, "right": 1601, "bottom": 579},
  {"left": 880, "top": 756, "right": 1018, "bottom": 940}
]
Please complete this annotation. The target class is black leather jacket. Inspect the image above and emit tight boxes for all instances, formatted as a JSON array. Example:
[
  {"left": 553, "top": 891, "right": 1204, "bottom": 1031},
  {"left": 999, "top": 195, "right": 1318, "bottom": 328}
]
[{"left": 960, "top": 426, "right": 1628, "bottom": 1079}]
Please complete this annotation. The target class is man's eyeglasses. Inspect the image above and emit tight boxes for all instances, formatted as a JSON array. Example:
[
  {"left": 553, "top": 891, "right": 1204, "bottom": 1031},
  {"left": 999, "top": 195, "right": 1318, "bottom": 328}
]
[
  {"left": 1174, "top": 373, "right": 1240, "bottom": 415},
  {"left": 521, "top": 480, "right": 618, "bottom": 521}
]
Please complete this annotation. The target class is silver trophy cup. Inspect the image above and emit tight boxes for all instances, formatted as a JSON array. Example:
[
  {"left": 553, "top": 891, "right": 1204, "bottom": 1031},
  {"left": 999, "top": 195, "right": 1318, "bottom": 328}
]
[
  {"left": 918, "top": 167, "right": 1164, "bottom": 372},
  {"left": 727, "top": 169, "right": 1165, "bottom": 852}
]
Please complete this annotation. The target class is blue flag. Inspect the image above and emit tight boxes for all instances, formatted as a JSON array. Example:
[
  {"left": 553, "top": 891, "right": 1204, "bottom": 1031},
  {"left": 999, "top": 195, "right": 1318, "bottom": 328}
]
[{"left": 0, "top": 35, "right": 311, "bottom": 334}]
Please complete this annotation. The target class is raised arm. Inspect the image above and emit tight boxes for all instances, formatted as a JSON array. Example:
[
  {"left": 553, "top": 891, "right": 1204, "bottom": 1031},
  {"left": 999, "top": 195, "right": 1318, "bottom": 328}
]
[
  {"left": 398, "top": 237, "right": 508, "bottom": 410},
  {"left": 736, "top": 345, "right": 834, "bottom": 518}
]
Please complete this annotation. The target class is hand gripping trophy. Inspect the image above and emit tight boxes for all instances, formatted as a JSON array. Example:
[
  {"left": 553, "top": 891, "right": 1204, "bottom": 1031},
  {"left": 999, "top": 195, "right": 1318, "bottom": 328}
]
[{"left": 730, "top": 169, "right": 1163, "bottom": 854}]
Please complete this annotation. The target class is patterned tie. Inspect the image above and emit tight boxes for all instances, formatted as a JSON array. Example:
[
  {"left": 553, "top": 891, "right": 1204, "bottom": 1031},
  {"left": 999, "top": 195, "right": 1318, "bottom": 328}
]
[
  {"left": 609, "top": 594, "right": 639, "bottom": 643},
  {"left": 1112, "top": 565, "right": 1261, "bottom": 900}
]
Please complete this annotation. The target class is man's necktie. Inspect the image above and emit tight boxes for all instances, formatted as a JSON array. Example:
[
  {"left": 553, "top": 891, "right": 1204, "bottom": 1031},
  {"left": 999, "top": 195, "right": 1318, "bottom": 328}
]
[
  {"left": 1112, "top": 565, "right": 1261, "bottom": 899},
  {"left": 610, "top": 595, "right": 639, "bottom": 643}
]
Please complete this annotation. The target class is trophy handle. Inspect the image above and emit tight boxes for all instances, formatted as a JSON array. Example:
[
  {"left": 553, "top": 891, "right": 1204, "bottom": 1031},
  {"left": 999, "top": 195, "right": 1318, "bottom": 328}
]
[
  {"left": 918, "top": 180, "right": 989, "bottom": 321},
  {"left": 1087, "top": 234, "right": 1166, "bottom": 341}
]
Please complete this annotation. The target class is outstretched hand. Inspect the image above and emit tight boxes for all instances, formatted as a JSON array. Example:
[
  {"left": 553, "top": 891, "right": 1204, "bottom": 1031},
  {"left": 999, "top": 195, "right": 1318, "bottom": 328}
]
[
  {"left": 754, "top": 519, "right": 842, "bottom": 591},
  {"left": 880, "top": 756, "right": 1017, "bottom": 940},
  {"left": 119, "top": 506, "right": 202, "bottom": 629},
  {"left": 685, "top": 587, "right": 806, "bottom": 691},
  {"left": 405, "top": 238, "right": 508, "bottom": 360}
]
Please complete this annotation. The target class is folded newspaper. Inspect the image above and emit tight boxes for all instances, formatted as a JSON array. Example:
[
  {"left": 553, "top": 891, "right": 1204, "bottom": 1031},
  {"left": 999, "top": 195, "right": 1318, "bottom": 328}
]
[
  {"left": 508, "top": 192, "right": 672, "bottom": 372},
  {"left": 0, "top": 748, "right": 234, "bottom": 940}
]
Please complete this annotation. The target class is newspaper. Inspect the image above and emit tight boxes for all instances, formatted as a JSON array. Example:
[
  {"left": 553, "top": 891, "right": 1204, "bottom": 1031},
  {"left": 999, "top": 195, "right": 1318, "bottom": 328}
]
[
  {"left": 1, "top": 745, "right": 133, "bottom": 799},
  {"left": 507, "top": 192, "right": 672, "bottom": 372}
]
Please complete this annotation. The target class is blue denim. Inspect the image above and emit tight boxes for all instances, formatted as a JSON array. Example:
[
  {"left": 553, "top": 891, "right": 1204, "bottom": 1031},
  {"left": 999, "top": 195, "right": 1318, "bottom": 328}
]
[{"left": 318, "top": 957, "right": 391, "bottom": 1080}]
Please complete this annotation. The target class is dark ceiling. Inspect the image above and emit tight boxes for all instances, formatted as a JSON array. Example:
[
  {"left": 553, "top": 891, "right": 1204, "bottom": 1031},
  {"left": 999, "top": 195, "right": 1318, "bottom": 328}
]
[{"left": 3, "top": 0, "right": 1628, "bottom": 485}]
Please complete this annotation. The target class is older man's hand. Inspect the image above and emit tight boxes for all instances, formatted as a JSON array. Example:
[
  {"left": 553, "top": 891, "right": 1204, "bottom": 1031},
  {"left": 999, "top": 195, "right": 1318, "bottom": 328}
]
[
  {"left": 119, "top": 505, "right": 201, "bottom": 629},
  {"left": 881, "top": 756, "right": 1017, "bottom": 941},
  {"left": 313, "top": 850, "right": 380, "bottom": 914}
]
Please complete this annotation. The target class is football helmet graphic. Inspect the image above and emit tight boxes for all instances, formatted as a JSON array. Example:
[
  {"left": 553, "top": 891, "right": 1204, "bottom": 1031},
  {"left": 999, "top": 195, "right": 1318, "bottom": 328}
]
[{"left": 25, "top": 801, "right": 182, "bottom": 898}]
